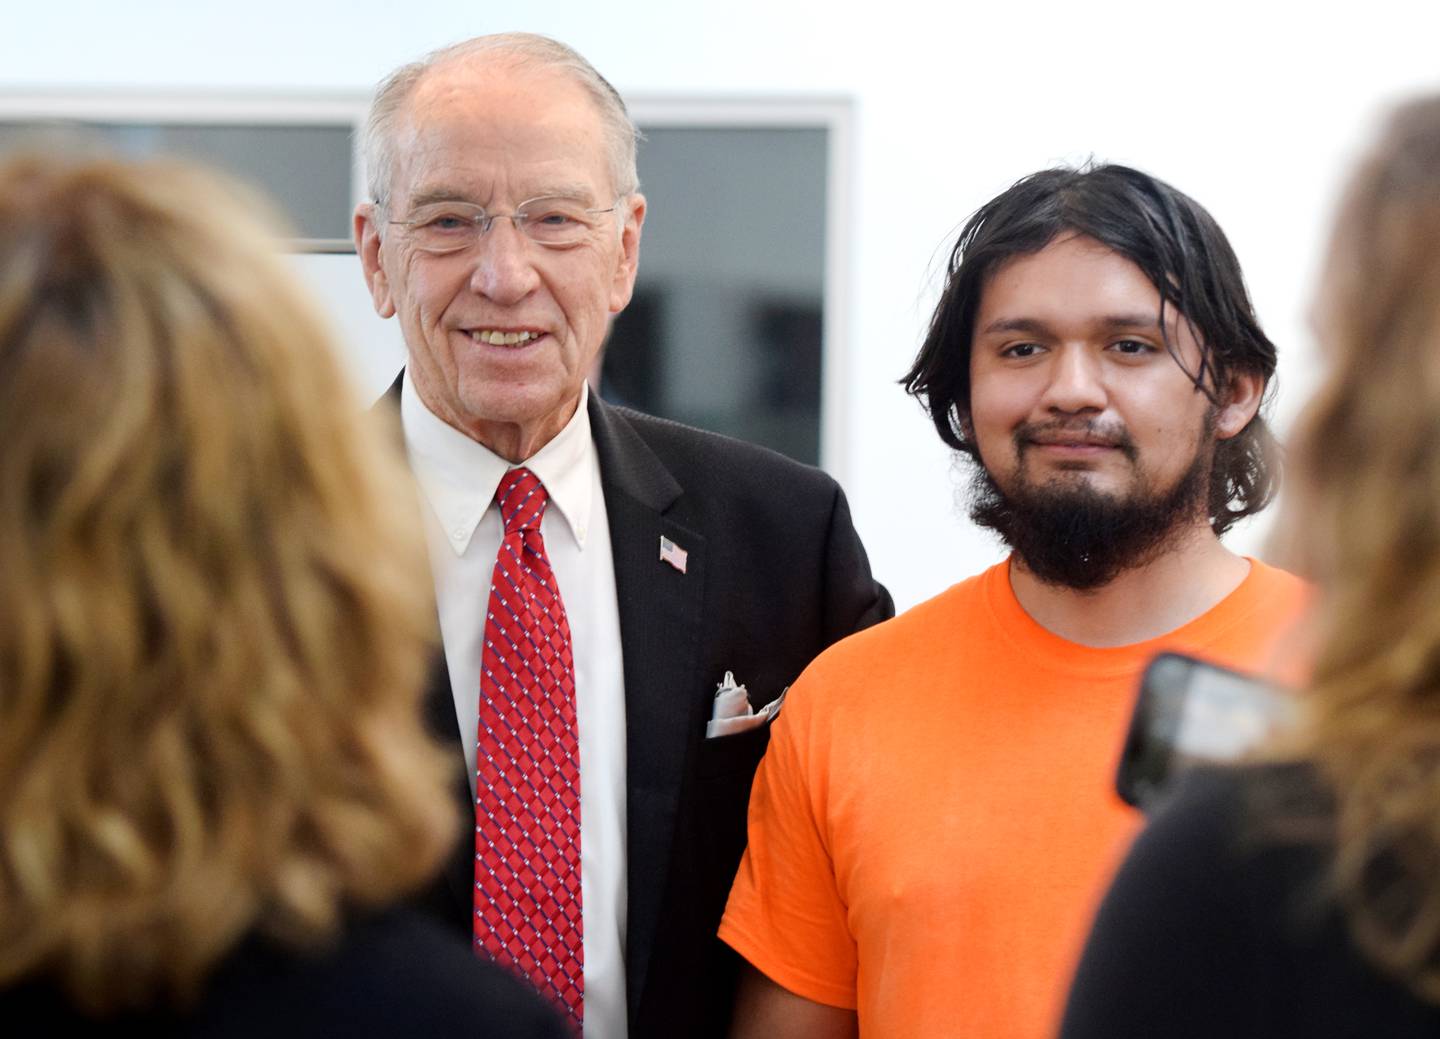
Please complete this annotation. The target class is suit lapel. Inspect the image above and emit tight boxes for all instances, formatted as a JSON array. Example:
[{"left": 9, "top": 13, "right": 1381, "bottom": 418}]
[
  {"left": 588, "top": 395, "right": 707, "bottom": 1016},
  {"left": 422, "top": 654, "right": 478, "bottom": 921}
]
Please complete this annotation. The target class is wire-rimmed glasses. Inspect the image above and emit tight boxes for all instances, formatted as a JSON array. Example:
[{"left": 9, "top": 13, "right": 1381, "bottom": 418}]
[{"left": 388, "top": 196, "right": 619, "bottom": 253}]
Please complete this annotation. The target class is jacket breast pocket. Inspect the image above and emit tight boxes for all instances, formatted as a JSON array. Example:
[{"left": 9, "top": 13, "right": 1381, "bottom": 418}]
[{"left": 696, "top": 720, "right": 772, "bottom": 780}]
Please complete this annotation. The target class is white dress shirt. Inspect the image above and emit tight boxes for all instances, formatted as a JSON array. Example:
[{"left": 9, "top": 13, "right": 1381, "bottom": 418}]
[{"left": 402, "top": 374, "right": 629, "bottom": 1039}]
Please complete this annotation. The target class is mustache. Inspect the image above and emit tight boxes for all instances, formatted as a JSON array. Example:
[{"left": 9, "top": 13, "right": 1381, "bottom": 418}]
[{"left": 1014, "top": 419, "right": 1139, "bottom": 462}]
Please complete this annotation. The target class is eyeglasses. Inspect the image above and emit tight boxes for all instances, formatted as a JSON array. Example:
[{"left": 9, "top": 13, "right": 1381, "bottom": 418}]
[{"left": 388, "top": 196, "right": 619, "bottom": 253}]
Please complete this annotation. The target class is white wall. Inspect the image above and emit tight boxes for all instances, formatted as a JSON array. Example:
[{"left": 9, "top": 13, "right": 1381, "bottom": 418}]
[{"left": 8, "top": 1, "right": 1438, "bottom": 610}]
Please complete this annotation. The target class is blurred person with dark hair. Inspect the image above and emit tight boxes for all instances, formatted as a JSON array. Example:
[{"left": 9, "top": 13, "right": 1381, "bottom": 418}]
[
  {"left": 0, "top": 153, "right": 565, "bottom": 1037},
  {"left": 1061, "top": 96, "right": 1440, "bottom": 1038},
  {"left": 721, "top": 164, "right": 1309, "bottom": 1038}
]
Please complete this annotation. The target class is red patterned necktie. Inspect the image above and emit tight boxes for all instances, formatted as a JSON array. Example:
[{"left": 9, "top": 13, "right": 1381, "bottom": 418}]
[{"left": 475, "top": 467, "right": 583, "bottom": 1029}]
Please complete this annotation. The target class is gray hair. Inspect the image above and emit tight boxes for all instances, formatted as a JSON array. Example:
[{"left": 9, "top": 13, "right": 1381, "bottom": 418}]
[{"left": 360, "top": 33, "right": 641, "bottom": 212}]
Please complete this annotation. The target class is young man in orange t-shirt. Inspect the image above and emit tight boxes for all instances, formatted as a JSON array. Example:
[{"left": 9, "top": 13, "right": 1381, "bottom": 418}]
[{"left": 720, "top": 165, "right": 1309, "bottom": 1039}]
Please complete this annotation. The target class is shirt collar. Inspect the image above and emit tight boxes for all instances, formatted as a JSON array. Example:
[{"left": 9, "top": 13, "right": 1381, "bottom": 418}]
[{"left": 401, "top": 372, "right": 596, "bottom": 556}]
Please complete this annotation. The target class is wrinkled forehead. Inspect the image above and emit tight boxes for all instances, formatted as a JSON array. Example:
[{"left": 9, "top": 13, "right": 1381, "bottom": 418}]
[{"left": 389, "top": 60, "right": 614, "bottom": 204}]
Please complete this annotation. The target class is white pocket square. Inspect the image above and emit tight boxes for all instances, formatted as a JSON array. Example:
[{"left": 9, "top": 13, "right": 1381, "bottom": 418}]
[{"left": 705, "top": 670, "right": 786, "bottom": 738}]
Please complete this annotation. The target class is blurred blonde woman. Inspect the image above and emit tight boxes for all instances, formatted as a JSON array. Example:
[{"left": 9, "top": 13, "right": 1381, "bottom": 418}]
[
  {"left": 0, "top": 154, "right": 564, "bottom": 1037},
  {"left": 1061, "top": 95, "right": 1440, "bottom": 1038}
]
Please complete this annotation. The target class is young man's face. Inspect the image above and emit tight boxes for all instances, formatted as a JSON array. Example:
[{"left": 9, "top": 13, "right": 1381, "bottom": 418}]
[
  {"left": 970, "top": 233, "right": 1220, "bottom": 511},
  {"left": 965, "top": 233, "right": 1261, "bottom": 586}
]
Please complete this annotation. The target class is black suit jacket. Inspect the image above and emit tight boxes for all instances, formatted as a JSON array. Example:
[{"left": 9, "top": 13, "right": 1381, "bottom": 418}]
[{"left": 403, "top": 384, "right": 893, "bottom": 1037}]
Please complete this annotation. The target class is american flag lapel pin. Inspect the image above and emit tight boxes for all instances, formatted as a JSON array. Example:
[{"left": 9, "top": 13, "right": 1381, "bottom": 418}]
[{"left": 659, "top": 535, "right": 688, "bottom": 574}]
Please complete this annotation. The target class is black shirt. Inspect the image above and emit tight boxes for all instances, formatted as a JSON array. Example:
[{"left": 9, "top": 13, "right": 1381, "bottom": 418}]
[
  {"left": 1, "top": 907, "right": 568, "bottom": 1037},
  {"left": 1061, "top": 764, "right": 1440, "bottom": 1038}
]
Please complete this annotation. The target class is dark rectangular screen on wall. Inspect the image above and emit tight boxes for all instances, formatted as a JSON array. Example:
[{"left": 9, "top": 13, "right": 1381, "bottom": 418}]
[{"left": 601, "top": 125, "right": 827, "bottom": 466}]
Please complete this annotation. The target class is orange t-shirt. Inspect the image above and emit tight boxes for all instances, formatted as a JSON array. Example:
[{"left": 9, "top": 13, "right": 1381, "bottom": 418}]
[{"left": 719, "top": 558, "right": 1310, "bottom": 1039}]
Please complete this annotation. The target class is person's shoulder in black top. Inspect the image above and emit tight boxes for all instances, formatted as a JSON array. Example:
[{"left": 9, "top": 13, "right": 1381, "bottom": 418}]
[
  {"left": 1, "top": 907, "right": 568, "bottom": 1038},
  {"left": 1060, "top": 764, "right": 1440, "bottom": 1039}
]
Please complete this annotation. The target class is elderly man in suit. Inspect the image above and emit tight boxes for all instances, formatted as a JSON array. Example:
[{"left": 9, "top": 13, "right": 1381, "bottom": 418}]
[{"left": 352, "top": 33, "right": 892, "bottom": 1039}]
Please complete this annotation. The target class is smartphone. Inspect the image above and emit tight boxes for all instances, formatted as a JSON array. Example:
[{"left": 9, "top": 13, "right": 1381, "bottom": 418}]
[{"left": 1115, "top": 652, "right": 1295, "bottom": 810}]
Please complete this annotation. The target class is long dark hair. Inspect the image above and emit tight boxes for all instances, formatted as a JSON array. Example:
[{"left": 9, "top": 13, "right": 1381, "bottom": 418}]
[{"left": 902, "top": 163, "right": 1278, "bottom": 537}]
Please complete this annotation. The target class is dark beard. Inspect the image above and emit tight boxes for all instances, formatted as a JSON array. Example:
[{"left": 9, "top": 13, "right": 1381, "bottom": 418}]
[{"left": 967, "top": 423, "right": 1213, "bottom": 592}]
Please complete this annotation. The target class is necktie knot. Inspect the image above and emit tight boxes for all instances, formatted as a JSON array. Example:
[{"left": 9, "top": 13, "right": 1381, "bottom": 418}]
[{"left": 496, "top": 467, "right": 549, "bottom": 535}]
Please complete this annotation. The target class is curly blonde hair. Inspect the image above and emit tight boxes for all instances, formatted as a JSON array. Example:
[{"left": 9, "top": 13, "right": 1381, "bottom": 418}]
[
  {"left": 0, "top": 154, "right": 455, "bottom": 1014},
  {"left": 1279, "top": 95, "right": 1440, "bottom": 999}
]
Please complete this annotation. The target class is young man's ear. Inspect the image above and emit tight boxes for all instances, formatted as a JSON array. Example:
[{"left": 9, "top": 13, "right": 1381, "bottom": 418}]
[
  {"left": 956, "top": 408, "right": 976, "bottom": 447},
  {"left": 354, "top": 203, "right": 396, "bottom": 319},
  {"left": 1214, "top": 368, "right": 1265, "bottom": 439}
]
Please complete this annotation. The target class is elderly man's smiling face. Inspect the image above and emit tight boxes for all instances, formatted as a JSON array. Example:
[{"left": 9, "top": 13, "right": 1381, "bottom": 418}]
[{"left": 357, "top": 58, "right": 645, "bottom": 461}]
